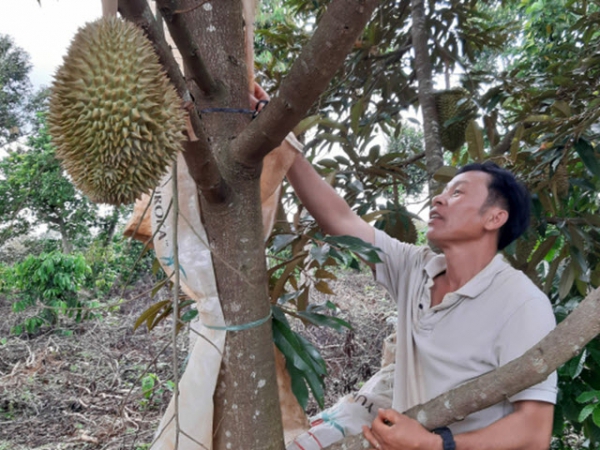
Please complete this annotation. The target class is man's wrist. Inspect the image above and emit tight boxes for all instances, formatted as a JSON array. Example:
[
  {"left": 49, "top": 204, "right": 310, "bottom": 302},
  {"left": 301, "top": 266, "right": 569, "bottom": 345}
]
[
  {"left": 432, "top": 427, "right": 456, "bottom": 450},
  {"left": 430, "top": 431, "right": 445, "bottom": 450}
]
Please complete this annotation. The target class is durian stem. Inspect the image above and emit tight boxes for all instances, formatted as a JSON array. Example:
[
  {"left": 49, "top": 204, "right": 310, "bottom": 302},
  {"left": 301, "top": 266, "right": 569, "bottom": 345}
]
[{"left": 102, "top": 0, "right": 118, "bottom": 17}]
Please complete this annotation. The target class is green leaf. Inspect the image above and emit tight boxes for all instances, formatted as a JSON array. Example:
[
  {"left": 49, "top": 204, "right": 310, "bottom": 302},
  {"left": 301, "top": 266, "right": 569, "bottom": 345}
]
[
  {"left": 310, "top": 244, "right": 330, "bottom": 266},
  {"left": 278, "top": 290, "right": 302, "bottom": 305},
  {"left": 523, "top": 114, "right": 552, "bottom": 122},
  {"left": 293, "top": 114, "right": 321, "bottom": 136},
  {"left": 314, "top": 280, "right": 335, "bottom": 295},
  {"left": 272, "top": 307, "right": 326, "bottom": 408},
  {"left": 574, "top": 139, "right": 600, "bottom": 178},
  {"left": 271, "top": 234, "right": 296, "bottom": 253},
  {"left": 286, "top": 363, "right": 309, "bottom": 409},
  {"left": 134, "top": 300, "right": 171, "bottom": 331},
  {"left": 576, "top": 390, "right": 600, "bottom": 404},
  {"left": 433, "top": 166, "right": 458, "bottom": 183},
  {"left": 151, "top": 279, "right": 169, "bottom": 298},
  {"left": 315, "top": 268, "right": 336, "bottom": 280},
  {"left": 569, "top": 349, "right": 587, "bottom": 379},
  {"left": 180, "top": 309, "right": 198, "bottom": 323},
  {"left": 316, "top": 158, "right": 339, "bottom": 169},
  {"left": 350, "top": 98, "right": 365, "bottom": 134},
  {"left": 527, "top": 235, "right": 558, "bottom": 270},
  {"left": 579, "top": 404, "right": 596, "bottom": 422},
  {"left": 559, "top": 262, "right": 576, "bottom": 300},
  {"left": 552, "top": 100, "right": 571, "bottom": 117},
  {"left": 465, "top": 120, "right": 484, "bottom": 162},
  {"left": 297, "top": 311, "right": 352, "bottom": 332},
  {"left": 593, "top": 407, "right": 600, "bottom": 428},
  {"left": 322, "top": 235, "right": 382, "bottom": 264}
]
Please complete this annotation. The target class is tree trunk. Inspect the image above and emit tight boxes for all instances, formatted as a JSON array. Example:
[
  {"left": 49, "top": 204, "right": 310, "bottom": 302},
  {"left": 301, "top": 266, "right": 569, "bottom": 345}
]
[
  {"left": 55, "top": 216, "right": 73, "bottom": 254},
  {"left": 410, "top": 0, "right": 443, "bottom": 194},
  {"left": 170, "top": 2, "right": 284, "bottom": 449},
  {"left": 102, "top": 206, "right": 120, "bottom": 247}
]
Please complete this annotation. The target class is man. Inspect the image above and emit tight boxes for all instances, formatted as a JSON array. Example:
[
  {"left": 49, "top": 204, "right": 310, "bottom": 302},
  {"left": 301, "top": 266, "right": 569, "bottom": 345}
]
[{"left": 251, "top": 85, "right": 556, "bottom": 450}]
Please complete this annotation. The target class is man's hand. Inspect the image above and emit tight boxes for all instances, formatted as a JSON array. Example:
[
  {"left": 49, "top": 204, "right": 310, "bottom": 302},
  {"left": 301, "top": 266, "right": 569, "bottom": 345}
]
[
  {"left": 362, "top": 409, "right": 442, "bottom": 450},
  {"left": 249, "top": 82, "right": 270, "bottom": 112}
]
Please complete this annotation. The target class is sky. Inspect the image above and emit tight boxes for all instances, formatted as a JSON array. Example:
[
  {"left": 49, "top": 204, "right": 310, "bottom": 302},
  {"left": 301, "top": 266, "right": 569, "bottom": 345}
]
[{"left": 1, "top": 0, "right": 102, "bottom": 89}]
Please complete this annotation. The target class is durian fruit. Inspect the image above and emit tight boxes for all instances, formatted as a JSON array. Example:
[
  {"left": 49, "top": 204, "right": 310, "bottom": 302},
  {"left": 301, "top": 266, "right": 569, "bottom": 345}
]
[
  {"left": 515, "top": 236, "right": 536, "bottom": 266},
  {"left": 380, "top": 211, "right": 418, "bottom": 244},
  {"left": 48, "top": 17, "right": 185, "bottom": 205},
  {"left": 434, "top": 88, "right": 477, "bottom": 152},
  {"left": 552, "top": 160, "right": 569, "bottom": 198}
]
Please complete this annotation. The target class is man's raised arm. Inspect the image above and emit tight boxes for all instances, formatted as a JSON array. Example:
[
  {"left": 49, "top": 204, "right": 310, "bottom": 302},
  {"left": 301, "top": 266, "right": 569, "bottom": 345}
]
[
  {"left": 249, "top": 82, "right": 373, "bottom": 244},
  {"left": 286, "top": 153, "right": 374, "bottom": 245}
]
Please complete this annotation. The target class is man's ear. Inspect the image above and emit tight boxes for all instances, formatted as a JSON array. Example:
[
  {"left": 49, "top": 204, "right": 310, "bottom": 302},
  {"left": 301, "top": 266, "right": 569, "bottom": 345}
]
[{"left": 484, "top": 207, "right": 508, "bottom": 231}]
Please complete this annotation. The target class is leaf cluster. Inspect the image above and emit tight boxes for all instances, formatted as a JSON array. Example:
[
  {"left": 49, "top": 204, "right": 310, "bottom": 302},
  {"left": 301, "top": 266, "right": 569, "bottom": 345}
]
[{"left": 3, "top": 251, "right": 95, "bottom": 334}]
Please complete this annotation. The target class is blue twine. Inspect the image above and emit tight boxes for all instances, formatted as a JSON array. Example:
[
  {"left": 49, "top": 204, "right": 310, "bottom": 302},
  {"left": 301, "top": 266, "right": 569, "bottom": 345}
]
[
  {"left": 203, "top": 310, "right": 272, "bottom": 332},
  {"left": 200, "top": 100, "right": 269, "bottom": 119}
]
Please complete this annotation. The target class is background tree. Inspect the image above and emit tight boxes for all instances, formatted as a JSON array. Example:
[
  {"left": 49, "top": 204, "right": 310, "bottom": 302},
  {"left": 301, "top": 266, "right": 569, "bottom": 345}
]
[
  {"left": 0, "top": 114, "right": 101, "bottom": 254},
  {"left": 0, "top": 34, "right": 33, "bottom": 146}
]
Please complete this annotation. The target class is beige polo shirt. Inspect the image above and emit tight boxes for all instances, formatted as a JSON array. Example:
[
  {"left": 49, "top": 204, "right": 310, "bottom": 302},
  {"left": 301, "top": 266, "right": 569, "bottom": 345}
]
[{"left": 374, "top": 228, "right": 557, "bottom": 434}]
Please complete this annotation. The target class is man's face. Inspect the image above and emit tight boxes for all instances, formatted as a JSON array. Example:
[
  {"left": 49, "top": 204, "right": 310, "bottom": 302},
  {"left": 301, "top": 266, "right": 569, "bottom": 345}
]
[{"left": 426, "top": 171, "right": 498, "bottom": 248}]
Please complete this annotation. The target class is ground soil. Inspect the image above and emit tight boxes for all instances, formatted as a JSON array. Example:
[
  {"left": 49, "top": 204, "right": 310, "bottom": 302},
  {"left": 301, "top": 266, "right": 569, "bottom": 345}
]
[{"left": 0, "top": 269, "right": 395, "bottom": 449}]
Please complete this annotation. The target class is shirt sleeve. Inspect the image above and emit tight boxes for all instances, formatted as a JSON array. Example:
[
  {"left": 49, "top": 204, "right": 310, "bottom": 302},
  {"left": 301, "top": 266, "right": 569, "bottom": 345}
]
[
  {"left": 374, "top": 228, "right": 430, "bottom": 307},
  {"left": 495, "top": 295, "right": 558, "bottom": 404}
]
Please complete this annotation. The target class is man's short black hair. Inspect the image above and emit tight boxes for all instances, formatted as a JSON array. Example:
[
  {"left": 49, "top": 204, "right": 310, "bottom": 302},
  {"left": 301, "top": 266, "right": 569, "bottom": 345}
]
[{"left": 456, "top": 161, "right": 530, "bottom": 250}]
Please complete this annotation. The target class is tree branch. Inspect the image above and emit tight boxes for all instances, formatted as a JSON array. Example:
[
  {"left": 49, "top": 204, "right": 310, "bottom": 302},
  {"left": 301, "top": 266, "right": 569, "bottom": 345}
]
[
  {"left": 410, "top": 0, "right": 443, "bottom": 193},
  {"left": 154, "top": 0, "right": 221, "bottom": 96},
  {"left": 490, "top": 123, "right": 532, "bottom": 157},
  {"left": 324, "top": 287, "right": 600, "bottom": 449},
  {"left": 118, "top": 0, "right": 226, "bottom": 204},
  {"left": 233, "top": 0, "right": 382, "bottom": 167},
  {"left": 545, "top": 217, "right": 586, "bottom": 226},
  {"left": 490, "top": 124, "right": 518, "bottom": 156}
]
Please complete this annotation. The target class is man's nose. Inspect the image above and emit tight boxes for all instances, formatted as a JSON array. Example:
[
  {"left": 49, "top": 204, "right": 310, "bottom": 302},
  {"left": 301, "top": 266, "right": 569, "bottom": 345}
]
[{"left": 432, "top": 193, "right": 445, "bottom": 205}]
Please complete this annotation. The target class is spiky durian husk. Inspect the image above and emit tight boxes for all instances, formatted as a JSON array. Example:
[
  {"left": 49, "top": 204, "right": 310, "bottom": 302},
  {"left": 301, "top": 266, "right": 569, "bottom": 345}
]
[
  {"left": 552, "top": 161, "right": 569, "bottom": 198},
  {"left": 48, "top": 17, "right": 185, "bottom": 205},
  {"left": 434, "top": 88, "right": 477, "bottom": 152},
  {"left": 515, "top": 236, "right": 536, "bottom": 265},
  {"left": 381, "top": 213, "right": 418, "bottom": 244}
]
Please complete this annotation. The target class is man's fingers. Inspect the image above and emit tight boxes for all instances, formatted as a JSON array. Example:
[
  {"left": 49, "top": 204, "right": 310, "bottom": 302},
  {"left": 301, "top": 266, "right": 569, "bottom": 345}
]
[
  {"left": 371, "top": 408, "right": 402, "bottom": 435},
  {"left": 377, "top": 408, "right": 401, "bottom": 424},
  {"left": 252, "top": 82, "right": 270, "bottom": 102},
  {"left": 362, "top": 425, "right": 381, "bottom": 450}
]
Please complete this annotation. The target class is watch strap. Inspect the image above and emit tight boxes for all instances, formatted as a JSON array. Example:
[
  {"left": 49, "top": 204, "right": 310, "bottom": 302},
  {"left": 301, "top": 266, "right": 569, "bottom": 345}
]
[{"left": 432, "top": 426, "right": 456, "bottom": 450}]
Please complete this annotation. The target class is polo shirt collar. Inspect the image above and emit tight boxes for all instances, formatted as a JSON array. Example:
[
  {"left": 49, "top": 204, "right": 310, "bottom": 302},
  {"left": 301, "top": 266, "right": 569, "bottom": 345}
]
[{"left": 423, "top": 253, "right": 508, "bottom": 299}]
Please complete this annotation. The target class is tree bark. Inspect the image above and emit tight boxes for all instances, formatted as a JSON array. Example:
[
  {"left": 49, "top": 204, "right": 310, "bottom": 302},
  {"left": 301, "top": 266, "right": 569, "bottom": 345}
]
[
  {"left": 48, "top": 214, "right": 72, "bottom": 254},
  {"left": 167, "top": 2, "right": 282, "bottom": 449},
  {"left": 102, "top": 206, "right": 120, "bottom": 247},
  {"left": 490, "top": 123, "right": 531, "bottom": 157},
  {"left": 410, "top": 0, "right": 443, "bottom": 193},
  {"left": 155, "top": 0, "right": 221, "bottom": 96},
  {"left": 324, "top": 286, "right": 600, "bottom": 450}
]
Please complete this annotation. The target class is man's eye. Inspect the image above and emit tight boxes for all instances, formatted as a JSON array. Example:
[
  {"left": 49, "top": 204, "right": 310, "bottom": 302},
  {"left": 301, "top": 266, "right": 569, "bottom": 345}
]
[{"left": 452, "top": 190, "right": 462, "bottom": 196}]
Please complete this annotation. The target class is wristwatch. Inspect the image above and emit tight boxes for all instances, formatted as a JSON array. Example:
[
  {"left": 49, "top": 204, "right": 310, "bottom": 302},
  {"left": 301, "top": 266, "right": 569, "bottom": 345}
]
[{"left": 432, "top": 427, "right": 456, "bottom": 450}]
